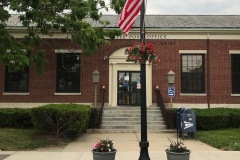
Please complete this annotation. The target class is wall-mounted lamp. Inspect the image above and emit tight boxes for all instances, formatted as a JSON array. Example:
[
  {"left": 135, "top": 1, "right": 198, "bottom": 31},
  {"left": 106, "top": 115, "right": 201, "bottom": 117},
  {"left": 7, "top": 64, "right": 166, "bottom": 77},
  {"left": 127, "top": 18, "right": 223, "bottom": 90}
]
[
  {"left": 167, "top": 70, "right": 175, "bottom": 86},
  {"left": 167, "top": 70, "right": 175, "bottom": 109}
]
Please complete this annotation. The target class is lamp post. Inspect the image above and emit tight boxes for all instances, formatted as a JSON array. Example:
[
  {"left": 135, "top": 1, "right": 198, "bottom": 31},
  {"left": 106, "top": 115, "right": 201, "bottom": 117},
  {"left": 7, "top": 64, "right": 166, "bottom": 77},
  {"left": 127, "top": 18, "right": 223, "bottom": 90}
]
[
  {"left": 92, "top": 69, "right": 100, "bottom": 108},
  {"left": 138, "top": 0, "right": 150, "bottom": 159},
  {"left": 167, "top": 70, "right": 175, "bottom": 109}
]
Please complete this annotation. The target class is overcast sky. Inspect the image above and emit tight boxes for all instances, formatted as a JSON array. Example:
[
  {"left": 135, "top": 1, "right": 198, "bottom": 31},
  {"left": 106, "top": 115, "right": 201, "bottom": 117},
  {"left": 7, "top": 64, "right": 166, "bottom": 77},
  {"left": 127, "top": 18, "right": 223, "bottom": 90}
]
[{"left": 101, "top": 0, "right": 240, "bottom": 15}]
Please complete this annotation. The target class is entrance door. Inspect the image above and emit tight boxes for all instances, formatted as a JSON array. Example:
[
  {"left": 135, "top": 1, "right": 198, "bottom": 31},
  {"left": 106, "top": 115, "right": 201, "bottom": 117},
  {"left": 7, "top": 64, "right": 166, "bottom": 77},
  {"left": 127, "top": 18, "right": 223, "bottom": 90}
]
[{"left": 118, "top": 71, "right": 141, "bottom": 106}]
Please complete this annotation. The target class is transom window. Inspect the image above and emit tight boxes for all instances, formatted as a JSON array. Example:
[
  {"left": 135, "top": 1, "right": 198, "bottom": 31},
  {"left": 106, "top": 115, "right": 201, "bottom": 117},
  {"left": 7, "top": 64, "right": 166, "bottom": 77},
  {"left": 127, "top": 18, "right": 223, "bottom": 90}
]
[
  {"left": 231, "top": 54, "right": 240, "bottom": 94},
  {"left": 181, "top": 54, "right": 205, "bottom": 93},
  {"left": 5, "top": 68, "right": 29, "bottom": 92},
  {"left": 56, "top": 53, "right": 80, "bottom": 93}
]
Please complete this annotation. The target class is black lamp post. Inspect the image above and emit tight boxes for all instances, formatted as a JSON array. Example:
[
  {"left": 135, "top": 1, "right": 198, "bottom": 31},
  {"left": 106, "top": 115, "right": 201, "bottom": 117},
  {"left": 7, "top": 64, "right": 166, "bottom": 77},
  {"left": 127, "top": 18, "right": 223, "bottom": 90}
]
[
  {"left": 138, "top": 0, "right": 150, "bottom": 159},
  {"left": 92, "top": 69, "right": 100, "bottom": 108}
]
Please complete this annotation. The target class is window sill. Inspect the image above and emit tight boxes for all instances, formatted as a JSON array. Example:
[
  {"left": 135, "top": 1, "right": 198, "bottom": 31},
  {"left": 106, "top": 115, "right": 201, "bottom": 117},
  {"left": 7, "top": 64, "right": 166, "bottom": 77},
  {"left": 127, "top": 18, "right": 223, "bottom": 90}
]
[
  {"left": 54, "top": 93, "right": 81, "bottom": 96},
  {"left": 231, "top": 94, "right": 240, "bottom": 96},
  {"left": 3, "top": 92, "right": 30, "bottom": 95},
  {"left": 180, "top": 93, "right": 206, "bottom": 96}
]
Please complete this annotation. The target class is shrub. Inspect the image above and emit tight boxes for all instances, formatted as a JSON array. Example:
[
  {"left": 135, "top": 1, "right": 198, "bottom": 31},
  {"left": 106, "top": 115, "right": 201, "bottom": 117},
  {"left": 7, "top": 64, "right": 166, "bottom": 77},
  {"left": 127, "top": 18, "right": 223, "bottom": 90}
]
[
  {"left": 31, "top": 104, "right": 91, "bottom": 139},
  {"left": 0, "top": 108, "right": 33, "bottom": 128},
  {"left": 194, "top": 108, "right": 240, "bottom": 130},
  {"left": 229, "top": 111, "right": 240, "bottom": 128}
]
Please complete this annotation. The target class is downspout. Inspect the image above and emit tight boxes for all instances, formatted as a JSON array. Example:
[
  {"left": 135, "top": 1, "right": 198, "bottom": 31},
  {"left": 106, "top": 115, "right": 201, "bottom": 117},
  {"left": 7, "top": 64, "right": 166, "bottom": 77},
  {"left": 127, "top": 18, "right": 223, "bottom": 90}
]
[{"left": 207, "top": 33, "right": 210, "bottom": 108}]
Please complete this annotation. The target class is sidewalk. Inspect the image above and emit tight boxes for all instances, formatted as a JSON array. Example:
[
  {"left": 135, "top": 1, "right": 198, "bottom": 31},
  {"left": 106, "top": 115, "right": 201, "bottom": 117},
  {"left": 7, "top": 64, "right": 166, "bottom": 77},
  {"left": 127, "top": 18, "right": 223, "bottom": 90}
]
[{"left": 3, "top": 132, "right": 240, "bottom": 160}]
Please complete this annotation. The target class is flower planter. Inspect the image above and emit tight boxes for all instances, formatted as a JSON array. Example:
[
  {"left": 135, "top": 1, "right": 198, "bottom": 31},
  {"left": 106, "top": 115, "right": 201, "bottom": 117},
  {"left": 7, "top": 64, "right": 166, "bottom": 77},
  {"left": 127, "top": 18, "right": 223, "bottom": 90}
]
[
  {"left": 165, "top": 149, "right": 191, "bottom": 160},
  {"left": 92, "top": 150, "right": 117, "bottom": 160}
]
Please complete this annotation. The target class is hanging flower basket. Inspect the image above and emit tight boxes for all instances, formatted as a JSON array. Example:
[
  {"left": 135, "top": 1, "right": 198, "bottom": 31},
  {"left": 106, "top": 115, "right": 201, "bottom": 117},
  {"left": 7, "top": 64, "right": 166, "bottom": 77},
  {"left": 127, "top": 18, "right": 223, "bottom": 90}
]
[{"left": 127, "top": 42, "right": 159, "bottom": 64}]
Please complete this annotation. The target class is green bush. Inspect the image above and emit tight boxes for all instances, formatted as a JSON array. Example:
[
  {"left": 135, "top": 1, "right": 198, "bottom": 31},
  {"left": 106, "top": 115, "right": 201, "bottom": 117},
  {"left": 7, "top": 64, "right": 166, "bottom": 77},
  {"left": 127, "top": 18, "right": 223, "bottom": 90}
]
[
  {"left": 31, "top": 104, "right": 91, "bottom": 139},
  {"left": 194, "top": 108, "right": 240, "bottom": 130},
  {"left": 0, "top": 108, "right": 33, "bottom": 128},
  {"left": 229, "top": 111, "right": 240, "bottom": 128}
]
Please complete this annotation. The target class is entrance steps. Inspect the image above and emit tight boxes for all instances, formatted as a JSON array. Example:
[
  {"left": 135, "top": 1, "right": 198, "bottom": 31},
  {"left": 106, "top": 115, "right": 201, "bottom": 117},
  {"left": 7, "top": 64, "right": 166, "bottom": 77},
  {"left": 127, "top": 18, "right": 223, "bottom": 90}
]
[{"left": 89, "top": 107, "right": 166, "bottom": 133}]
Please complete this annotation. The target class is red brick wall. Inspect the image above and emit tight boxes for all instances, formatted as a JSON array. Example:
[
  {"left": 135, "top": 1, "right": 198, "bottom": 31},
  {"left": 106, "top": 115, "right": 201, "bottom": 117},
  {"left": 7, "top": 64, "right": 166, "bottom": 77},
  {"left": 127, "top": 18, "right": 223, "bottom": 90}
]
[{"left": 0, "top": 38, "right": 240, "bottom": 105}]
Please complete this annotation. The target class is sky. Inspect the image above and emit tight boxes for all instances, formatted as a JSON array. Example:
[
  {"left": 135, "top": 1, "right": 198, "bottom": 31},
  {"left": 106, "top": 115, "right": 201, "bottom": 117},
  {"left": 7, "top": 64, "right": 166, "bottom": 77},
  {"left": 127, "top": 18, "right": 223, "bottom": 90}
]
[{"left": 100, "top": 0, "right": 240, "bottom": 15}]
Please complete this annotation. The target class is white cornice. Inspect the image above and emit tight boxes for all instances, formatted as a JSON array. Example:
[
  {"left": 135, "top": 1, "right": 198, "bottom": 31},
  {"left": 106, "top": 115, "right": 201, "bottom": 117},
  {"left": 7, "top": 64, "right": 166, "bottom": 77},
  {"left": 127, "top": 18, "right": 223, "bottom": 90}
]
[{"left": 7, "top": 27, "right": 240, "bottom": 40}]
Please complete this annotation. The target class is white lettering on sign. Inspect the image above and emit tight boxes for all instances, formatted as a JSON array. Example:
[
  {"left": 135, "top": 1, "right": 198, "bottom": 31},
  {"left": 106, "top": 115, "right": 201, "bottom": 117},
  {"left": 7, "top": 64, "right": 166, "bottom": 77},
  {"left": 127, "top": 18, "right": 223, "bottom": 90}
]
[
  {"left": 184, "top": 121, "right": 193, "bottom": 129},
  {"left": 116, "top": 34, "right": 167, "bottom": 39}
]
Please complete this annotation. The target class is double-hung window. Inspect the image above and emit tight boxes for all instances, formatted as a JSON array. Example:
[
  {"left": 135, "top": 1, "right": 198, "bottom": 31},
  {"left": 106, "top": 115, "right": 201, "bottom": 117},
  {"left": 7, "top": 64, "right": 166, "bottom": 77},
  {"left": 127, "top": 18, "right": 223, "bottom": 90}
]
[
  {"left": 5, "top": 67, "right": 29, "bottom": 93},
  {"left": 181, "top": 54, "right": 205, "bottom": 93},
  {"left": 56, "top": 52, "right": 80, "bottom": 93},
  {"left": 231, "top": 54, "right": 240, "bottom": 94}
]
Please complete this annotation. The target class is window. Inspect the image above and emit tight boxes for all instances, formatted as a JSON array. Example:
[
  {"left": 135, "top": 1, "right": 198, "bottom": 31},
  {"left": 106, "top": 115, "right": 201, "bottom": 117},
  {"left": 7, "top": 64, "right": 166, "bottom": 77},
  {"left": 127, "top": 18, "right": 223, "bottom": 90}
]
[
  {"left": 181, "top": 54, "right": 205, "bottom": 93},
  {"left": 5, "top": 68, "right": 29, "bottom": 92},
  {"left": 56, "top": 53, "right": 80, "bottom": 93},
  {"left": 232, "top": 54, "right": 240, "bottom": 94}
]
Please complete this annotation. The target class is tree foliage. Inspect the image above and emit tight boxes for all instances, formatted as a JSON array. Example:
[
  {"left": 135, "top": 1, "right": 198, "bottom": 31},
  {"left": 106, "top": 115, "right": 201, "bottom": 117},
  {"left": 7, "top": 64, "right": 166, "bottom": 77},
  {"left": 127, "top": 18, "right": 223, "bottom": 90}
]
[{"left": 0, "top": 0, "right": 125, "bottom": 73}]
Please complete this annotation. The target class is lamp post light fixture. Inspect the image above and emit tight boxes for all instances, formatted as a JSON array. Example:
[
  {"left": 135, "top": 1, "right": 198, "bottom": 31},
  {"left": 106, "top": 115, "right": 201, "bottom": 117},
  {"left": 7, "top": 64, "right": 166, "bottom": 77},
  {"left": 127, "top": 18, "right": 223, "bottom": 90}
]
[
  {"left": 92, "top": 69, "right": 100, "bottom": 108},
  {"left": 167, "top": 70, "right": 175, "bottom": 85},
  {"left": 167, "top": 70, "right": 175, "bottom": 109}
]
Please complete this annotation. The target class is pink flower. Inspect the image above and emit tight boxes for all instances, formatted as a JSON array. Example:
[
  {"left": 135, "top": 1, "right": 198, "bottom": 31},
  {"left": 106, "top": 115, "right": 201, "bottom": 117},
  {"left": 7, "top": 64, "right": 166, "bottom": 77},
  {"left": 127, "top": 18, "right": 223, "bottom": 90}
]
[{"left": 93, "top": 143, "right": 98, "bottom": 148}]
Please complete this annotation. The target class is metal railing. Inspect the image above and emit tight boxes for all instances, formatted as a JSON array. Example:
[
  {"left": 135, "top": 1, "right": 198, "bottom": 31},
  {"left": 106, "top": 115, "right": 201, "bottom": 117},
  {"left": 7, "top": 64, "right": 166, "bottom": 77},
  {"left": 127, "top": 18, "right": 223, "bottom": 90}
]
[
  {"left": 90, "top": 87, "right": 106, "bottom": 129},
  {"left": 155, "top": 89, "right": 176, "bottom": 129}
]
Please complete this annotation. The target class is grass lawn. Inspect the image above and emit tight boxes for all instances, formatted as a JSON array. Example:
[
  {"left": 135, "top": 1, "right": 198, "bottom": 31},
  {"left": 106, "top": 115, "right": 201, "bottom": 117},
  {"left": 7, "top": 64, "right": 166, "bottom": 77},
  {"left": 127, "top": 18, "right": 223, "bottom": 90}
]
[
  {"left": 0, "top": 128, "right": 71, "bottom": 151},
  {"left": 197, "top": 128, "right": 240, "bottom": 151}
]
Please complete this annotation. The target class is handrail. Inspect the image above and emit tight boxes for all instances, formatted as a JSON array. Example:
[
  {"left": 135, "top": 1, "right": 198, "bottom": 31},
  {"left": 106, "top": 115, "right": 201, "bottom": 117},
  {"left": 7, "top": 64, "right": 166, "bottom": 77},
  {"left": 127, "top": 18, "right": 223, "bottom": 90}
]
[
  {"left": 98, "top": 87, "right": 106, "bottom": 127},
  {"left": 155, "top": 89, "right": 175, "bottom": 129},
  {"left": 93, "top": 87, "right": 106, "bottom": 129}
]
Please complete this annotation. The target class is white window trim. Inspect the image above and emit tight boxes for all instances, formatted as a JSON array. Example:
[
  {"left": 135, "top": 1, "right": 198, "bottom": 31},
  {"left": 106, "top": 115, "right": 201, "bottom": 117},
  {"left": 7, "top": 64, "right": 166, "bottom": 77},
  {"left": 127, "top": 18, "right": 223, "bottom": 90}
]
[
  {"left": 3, "top": 92, "right": 30, "bottom": 95},
  {"left": 229, "top": 50, "right": 240, "bottom": 54},
  {"left": 179, "top": 50, "right": 207, "bottom": 54},
  {"left": 180, "top": 93, "right": 206, "bottom": 96},
  {"left": 54, "top": 93, "right": 81, "bottom": 95}
]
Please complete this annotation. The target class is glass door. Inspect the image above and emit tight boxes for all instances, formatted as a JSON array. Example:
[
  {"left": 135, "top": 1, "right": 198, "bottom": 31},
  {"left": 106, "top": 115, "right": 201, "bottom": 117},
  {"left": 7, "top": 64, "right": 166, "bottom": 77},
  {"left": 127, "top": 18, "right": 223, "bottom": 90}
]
[{"left": 118, "top": 71, "right": 141, "bottom": 106}]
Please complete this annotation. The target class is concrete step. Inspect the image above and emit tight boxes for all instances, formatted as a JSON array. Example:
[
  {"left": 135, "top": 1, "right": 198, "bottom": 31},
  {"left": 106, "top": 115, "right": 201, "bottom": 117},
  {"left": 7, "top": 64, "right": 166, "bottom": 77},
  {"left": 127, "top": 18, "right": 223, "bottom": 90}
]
[
  {"left": 100, "top": 125, "right": 166, "bottom": 130},
  {"left": 101, "top": 121, "right": 164, "bottom": 125},
  {"left": 102, "top": 113, "right": 162, "bottom": 116},
  {"left": 87, "top": 129, "right": 171, "bottom": 133},
  {"left": 102, "top": 116, "right": 163, "bottom": 121},
  {"left": 99, "top": 107, "right": 166, "bottom": 133}
]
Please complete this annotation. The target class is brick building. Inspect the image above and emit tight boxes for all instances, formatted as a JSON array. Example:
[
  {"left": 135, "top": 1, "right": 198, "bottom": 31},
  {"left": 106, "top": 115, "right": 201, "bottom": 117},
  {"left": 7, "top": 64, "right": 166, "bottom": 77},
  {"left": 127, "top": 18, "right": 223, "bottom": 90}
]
[{"left": 1, "top": 15, "right": 240, "bottom": 108}]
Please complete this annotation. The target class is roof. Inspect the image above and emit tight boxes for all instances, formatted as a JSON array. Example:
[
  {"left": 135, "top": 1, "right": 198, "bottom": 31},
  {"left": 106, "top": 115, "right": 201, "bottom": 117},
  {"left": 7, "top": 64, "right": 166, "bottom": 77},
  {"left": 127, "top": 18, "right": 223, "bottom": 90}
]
[
  {"left": 6, "top": 14, "right": 240, "bottom": 29},
  {"left": 99, "top": 15, "right": 240, "bottom": 29}
]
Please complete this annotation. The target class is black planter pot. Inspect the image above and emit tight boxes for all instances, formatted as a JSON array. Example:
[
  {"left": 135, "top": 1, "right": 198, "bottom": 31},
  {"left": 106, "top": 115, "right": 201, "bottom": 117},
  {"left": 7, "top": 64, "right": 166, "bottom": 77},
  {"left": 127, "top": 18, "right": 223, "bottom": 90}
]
[
  {"left": 92, "top": 150, "right": 117, "bottom": 160},
  {"left": 165, "top": 149, "right": 191, "bottom": 160}
]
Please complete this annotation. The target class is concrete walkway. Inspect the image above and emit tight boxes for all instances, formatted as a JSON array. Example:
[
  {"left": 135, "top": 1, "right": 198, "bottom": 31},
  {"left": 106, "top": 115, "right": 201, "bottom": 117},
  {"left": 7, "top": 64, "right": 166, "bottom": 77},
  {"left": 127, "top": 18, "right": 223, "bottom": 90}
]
[{"left": 2, "top": 131, "right": 240, "bottom": 160}]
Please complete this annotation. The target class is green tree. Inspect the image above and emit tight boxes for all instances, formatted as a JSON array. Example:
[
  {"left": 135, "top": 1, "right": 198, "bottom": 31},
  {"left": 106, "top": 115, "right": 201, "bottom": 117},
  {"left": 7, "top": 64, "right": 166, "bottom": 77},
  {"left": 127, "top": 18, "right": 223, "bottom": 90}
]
[{"left": 0, "top": 0, "right": 125, "bottom": 74}]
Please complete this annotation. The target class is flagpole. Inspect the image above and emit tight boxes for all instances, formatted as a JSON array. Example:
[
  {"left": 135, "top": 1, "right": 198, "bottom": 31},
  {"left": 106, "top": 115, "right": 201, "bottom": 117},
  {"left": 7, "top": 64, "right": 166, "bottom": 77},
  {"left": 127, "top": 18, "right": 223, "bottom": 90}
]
[{"left": 139, "top": 0, "right": 150, "bottom": 159}]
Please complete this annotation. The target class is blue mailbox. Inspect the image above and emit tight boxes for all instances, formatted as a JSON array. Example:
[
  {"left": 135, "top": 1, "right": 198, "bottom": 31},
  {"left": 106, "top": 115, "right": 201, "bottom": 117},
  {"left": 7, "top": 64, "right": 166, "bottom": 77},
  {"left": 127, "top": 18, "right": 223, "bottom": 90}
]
[
  {"left": 177, "top": 108, "right": 196, "bottom": 139},
  {"left": 180, "top": 108, "right": 196, "bottom": 139}
]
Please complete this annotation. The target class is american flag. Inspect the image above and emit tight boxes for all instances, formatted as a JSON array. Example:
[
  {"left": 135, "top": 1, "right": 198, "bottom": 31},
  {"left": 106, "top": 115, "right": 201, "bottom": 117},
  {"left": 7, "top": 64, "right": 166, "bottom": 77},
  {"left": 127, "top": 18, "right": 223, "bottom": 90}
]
[{"left": 118, "top": 0, "right": 143, "bottom": 35}]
